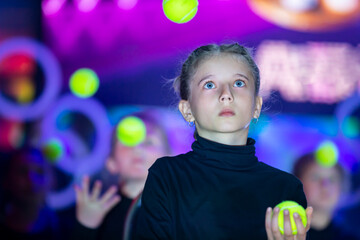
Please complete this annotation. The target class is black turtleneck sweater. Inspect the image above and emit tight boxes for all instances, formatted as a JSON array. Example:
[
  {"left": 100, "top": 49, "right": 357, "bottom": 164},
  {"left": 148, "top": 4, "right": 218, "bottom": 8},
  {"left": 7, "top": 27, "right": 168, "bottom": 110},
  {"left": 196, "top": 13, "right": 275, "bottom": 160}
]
[{"left": 134, "top": 136, "right": 307, "bottom": 240}]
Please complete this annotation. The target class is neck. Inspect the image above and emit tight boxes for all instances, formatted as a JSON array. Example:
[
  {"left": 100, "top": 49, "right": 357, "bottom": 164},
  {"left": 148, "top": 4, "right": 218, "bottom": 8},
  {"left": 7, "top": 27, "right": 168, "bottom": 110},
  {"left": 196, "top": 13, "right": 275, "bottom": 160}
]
[
  {"left": 197, "top": 130, "right": 249, "bottom": 146},
  {"left": 120, "top": 178, "right": 146, "bottom": 199},
  {"left": 311, "top": 208, "right": 333, "bottom": 230}
]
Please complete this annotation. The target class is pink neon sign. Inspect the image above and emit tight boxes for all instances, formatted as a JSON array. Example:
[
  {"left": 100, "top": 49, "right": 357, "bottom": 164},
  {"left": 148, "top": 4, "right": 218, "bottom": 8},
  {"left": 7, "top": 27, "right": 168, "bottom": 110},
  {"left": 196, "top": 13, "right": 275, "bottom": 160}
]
[{"left": 256, "top": 41, "right": 360, "bottom": 103}]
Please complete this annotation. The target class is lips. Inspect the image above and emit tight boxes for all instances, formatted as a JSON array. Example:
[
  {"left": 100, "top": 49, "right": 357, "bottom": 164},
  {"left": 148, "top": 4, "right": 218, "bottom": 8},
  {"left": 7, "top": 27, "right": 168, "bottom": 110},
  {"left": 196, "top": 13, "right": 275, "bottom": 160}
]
[{"left": 219, "top": 109, "right": 235, "bottom": 117}]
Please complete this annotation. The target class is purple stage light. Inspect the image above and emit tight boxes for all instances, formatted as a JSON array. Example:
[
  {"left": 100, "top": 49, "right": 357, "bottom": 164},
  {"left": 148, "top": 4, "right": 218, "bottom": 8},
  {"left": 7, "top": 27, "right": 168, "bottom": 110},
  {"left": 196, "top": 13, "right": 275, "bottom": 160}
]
[
  {"left": 76, "top": 0, "right": 100, "bottom": 12},
  {"left": 42, "top": 0, "right": 67, "bottom": 16},
  {"left": 116, "top": 0, "right": 138, "bottom": 10}
]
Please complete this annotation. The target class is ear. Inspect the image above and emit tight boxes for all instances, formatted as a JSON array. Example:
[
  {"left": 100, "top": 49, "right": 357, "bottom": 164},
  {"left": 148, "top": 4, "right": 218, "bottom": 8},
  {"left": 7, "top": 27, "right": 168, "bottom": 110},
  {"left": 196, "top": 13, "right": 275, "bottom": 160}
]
[
  {"left": 178, "top": 100, "right": 195, "bottom": 123},
  {"left": 105, "top": 156, "right": 118, "bottom": 174},
  {"left": 253, "top": 96, "right": 263, "bottom": 119}
]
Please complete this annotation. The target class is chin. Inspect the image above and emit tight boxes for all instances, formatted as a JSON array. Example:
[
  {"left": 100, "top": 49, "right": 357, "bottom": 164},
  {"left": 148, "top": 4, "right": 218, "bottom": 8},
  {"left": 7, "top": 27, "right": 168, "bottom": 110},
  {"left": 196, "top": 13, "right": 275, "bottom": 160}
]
[
  {"left": 217, "top": 125, "right": 249, "bottom": 132},
  {"left": 125, "top": 172, "right": 148, "bottom": 180}
]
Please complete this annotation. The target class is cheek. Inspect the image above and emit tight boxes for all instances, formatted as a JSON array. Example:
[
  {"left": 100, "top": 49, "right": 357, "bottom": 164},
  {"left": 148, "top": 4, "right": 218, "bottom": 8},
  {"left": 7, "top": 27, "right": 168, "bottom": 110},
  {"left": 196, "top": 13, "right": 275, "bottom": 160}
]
[
  {"left": 113, "top": 151, "right": 134, "bottom": 170},
  {"left": 191, "top": 98, "right": 214, "bottom": 121},
  {"left": 303, "top": 181, "right": 320, "bottom": 199},
  {"left": 114, "top": 146, "right": 132, "bottom": 160},
  {"left": 330, "top": 184, "right": 342, "bottom": 198}
]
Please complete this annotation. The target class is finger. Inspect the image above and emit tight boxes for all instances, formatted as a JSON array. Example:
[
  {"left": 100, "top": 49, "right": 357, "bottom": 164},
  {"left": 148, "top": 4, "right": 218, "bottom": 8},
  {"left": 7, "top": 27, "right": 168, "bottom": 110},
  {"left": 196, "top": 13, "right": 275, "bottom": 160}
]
[
  {"left": 265, "top": 207, "right": 274, "bottom": 240},
  {"left": 103, "top": 195, "right": 121, "bottom": 213},
  {"left": 293, "top": 212, "right": 306, "bottom": 238},
  {"left": 74, "top": 184, "right": 82, "bottom": 202},
  {"left": 283, "top": 209, "right": 293, "bottom": 240},
  {"left": 305, "top": 207, "right": 313, "bottom": 232},
  {"left": 99, "top": 185, "right": 118, "bottom": 204},
  {"left": 90, "top": 180, "right": 102, "bottom": 201},
  {"left": 271, "top": 207, "right": 282, "bottom": 239},
  {"left": 82, "top": 175, "right": 90, "bottom": 198}
]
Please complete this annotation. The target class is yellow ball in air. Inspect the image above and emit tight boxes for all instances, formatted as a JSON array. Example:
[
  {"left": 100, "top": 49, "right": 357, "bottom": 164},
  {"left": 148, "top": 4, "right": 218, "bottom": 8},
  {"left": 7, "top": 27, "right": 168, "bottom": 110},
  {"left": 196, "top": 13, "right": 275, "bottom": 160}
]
[
  {"left": 69, "top": 68, "right": 99, "bottom": 98},
  {"left": 116, "top": 116, "right": 146, "bottom": 147},
  {"left": 163, "top": 0, "right": 199, "bottom": 24}
]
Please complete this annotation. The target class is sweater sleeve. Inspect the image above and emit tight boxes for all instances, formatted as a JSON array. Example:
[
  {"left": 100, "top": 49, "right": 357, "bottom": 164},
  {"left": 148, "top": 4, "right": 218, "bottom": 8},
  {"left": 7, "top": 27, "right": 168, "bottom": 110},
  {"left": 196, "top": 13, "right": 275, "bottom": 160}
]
[
  {"left": 134, "top": 166, "right": 172, "bottom": 240},
  {"left": 290, "top": 180, "right": 307, "bottom": 210}
]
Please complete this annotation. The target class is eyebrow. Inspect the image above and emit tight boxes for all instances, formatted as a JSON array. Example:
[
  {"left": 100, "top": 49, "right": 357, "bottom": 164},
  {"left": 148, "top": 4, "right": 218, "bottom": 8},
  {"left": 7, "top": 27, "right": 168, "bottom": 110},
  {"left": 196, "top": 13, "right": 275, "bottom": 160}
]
[
  {"left": 197, "top": 75, "right": 214, "bottom": 86},
  {"left": 235, "top": 73, "right": 250, "bottom": 81},
  {"left": 197, "top": 73, "right": 250, "bottom": 86}
]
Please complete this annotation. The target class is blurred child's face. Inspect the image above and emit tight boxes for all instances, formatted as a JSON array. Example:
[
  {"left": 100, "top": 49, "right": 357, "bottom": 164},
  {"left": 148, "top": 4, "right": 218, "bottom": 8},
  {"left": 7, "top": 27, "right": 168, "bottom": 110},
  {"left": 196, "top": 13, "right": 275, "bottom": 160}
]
[
  {"left": 7, "top": 153, "right": 51, "bottom": 205},
  {"left": 181, "top": 54, "right": 262, "bottom": 142},
  {"left": 301, "top": 162, "right": 342, "bottom": 212},
  {"left": 110, "top": 122, "right": 168, "bottom": 181}
]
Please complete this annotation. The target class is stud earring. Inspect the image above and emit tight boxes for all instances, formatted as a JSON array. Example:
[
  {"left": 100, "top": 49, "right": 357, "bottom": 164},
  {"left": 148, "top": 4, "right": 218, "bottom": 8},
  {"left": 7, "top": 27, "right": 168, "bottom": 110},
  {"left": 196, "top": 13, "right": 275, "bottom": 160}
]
[{"left": 188, "top": 121, "right": 195, "bottom": 127}]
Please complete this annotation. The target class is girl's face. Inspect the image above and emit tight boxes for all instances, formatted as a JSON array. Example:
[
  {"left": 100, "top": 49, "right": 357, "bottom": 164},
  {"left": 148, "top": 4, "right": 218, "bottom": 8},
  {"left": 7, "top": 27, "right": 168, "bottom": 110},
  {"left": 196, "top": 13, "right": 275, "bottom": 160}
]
[
  {"left": 108, "top": 122, "right": 168, "bottom": 181},
  {"left": 179, "top": 54, "right": 262, "bottom": 144},
  {"left": 301, "top": 162, "right": 342, "bottom": 212}
]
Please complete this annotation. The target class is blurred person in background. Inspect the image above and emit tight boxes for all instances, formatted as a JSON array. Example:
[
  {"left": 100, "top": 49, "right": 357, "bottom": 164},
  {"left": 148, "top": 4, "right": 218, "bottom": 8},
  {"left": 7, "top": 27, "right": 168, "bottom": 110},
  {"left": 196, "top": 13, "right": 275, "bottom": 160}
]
[
  {"left": 293, "top": 152, "right": 357, "bottom": 240},
  {"left": 0, "top": 146, "right": 61, "bottom": 240},
  {"left": 72, "top": 110, "right": 171, "bottom": 240}
]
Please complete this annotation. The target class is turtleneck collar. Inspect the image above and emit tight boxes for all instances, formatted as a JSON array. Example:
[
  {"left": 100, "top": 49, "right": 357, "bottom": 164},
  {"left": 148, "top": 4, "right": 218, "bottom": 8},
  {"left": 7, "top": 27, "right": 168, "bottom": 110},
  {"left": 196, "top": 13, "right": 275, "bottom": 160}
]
[{"left": 191, "top": 134, "right": 259, "bottom": 170}]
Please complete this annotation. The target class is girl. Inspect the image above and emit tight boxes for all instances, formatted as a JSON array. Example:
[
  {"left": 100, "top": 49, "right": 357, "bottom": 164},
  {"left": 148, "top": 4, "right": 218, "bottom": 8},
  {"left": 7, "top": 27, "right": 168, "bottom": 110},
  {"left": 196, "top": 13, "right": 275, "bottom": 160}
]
[
  {"left": 73, "top": 110, "right": 171, "bottom": 240},
  {"left": 134, "top": 43, "right": 313, "bottom": 240}
]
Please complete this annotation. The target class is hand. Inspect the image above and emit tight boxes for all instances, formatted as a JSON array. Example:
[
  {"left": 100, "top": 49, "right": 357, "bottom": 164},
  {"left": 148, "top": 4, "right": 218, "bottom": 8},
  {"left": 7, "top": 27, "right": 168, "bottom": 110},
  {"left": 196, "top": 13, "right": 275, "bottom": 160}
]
[
  {"left": 265, "top": 206, "right": 313, "bottom": 240},
  {"left": 74, "top": 175, "right": 121, "bottom": 228}
]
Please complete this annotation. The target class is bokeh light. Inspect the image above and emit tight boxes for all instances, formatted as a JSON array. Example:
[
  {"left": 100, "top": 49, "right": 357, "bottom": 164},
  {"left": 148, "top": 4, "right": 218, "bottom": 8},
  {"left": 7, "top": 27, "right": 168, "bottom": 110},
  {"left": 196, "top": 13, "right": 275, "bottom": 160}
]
[
  {"left": 75, "top": 0, "right": 100, "bottom": 12},
  {"left": 322, "top": 0, "right": 359, "bottom": 14},
  {"left": 42, "top": 0, "right": 67, "bottom": 16},
  {"left": 0, "top": 37, "right": 61, "bottom": 120},
  {"left": 342, "top": 117, "right": 360, "bottom": 138},
  {"left": 42, "top": 138, "right": 65, "bottom": 164},
  {"left": 280, "top": 0, "right": 318, "bottom": 12},
  {"left": 0, "top": 119, "right": 24, "bottom": 151},
  {"left": 116, "top": 0, "right": 138, "bottom": 10}
]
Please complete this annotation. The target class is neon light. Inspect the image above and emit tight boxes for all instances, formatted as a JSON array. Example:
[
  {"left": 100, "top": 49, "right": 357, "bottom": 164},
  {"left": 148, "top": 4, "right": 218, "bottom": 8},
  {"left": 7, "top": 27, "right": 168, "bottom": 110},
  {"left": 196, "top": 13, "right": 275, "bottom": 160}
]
[
  {"left": 256, "top": 41, "right": 360, "bottom": 103},
  {"left": 41, "top": 94, "right": 111, "bottom": 175},
  {"left": 0, "top": 38, "right": 61, "bottom": 120}
]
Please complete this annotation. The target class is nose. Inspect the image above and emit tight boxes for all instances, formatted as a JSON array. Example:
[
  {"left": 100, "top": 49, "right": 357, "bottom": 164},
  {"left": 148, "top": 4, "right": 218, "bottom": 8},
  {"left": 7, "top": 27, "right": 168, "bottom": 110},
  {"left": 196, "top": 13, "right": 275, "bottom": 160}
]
[
  {"left": 319, "top": 178, "right": 334, "bottom": 191},
  {"left": 219, "top": 85, "right": 233, "bottom": 103}
]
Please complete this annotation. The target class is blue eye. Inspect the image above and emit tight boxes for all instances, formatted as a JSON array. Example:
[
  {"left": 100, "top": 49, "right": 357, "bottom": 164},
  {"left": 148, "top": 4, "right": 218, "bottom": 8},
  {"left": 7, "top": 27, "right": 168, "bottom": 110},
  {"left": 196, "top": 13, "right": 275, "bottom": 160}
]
[
  {"left": 204, "top": 81, "right": 215, "bottom": 89},
  {"left": 234, "top": 80, "right": 245, "bottom": 88}
]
